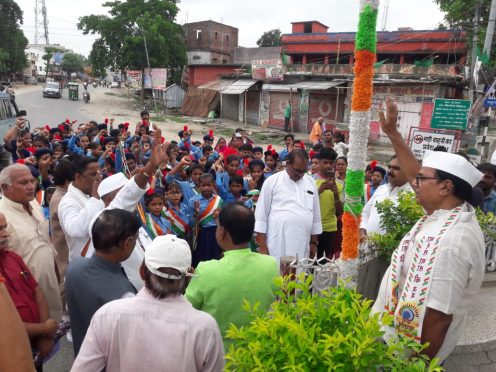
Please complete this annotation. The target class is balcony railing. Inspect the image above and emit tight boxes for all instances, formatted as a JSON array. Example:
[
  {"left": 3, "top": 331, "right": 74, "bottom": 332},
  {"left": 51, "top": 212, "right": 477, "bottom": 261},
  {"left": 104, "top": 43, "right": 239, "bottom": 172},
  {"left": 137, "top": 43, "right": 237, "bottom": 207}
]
[{"left": 284, "top": 63, "right": 464, "bottom": 78}]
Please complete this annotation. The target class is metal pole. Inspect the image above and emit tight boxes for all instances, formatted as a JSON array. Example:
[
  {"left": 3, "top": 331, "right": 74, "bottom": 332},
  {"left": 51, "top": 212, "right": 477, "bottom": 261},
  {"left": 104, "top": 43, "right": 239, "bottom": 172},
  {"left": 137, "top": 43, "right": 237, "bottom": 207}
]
[
  {"left": 141, "top": 24, "right": 158, "bottom": 113},
  {"left": 289, "top": 89, "right": 294, "bottom": 132},
  {"left": 244, "top": 92, "right": 248, "bottom": 127},
  {"left": 334, "top": 88, "right": 340, "bottom": 124},
  {"left": 484, "top": 0, "right": 496, "bottom": 55},
  {"left": 470, "top": 1, "right": 481, "bottom": 103}
]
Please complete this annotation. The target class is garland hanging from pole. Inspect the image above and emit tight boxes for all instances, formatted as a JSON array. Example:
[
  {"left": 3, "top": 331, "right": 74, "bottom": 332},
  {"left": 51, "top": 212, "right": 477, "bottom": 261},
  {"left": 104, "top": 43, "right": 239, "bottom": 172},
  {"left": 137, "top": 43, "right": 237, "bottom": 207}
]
[{"left": 339, "top": 0, "right": 379, "bottom": 282}]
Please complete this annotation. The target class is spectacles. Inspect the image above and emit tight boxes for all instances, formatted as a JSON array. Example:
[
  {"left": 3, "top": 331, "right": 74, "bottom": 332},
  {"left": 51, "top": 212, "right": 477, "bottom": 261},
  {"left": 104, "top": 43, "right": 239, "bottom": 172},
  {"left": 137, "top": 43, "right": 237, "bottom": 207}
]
[{"left": 415, "top": 175, "right": 440, "bottom": 184}]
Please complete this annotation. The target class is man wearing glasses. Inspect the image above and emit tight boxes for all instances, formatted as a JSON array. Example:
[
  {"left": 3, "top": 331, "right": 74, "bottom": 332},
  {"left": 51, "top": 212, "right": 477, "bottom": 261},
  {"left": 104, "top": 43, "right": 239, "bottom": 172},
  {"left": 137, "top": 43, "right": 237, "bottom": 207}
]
[
  {"left": 358, "top": 155, "right": 413, "bottom": 300},
  {"left": 255, "top": 149, "right": 322, "bottom": 263},
  {"left": 372, "top": 98, "right": 485, "bottom": 364}
]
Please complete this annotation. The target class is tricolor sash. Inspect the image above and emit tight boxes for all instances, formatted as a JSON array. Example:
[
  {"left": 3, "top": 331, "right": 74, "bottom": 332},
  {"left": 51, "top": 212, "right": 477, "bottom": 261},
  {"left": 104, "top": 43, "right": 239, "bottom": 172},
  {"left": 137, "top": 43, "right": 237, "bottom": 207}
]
[
  {"left": 137, "top": 203, "right": 166, "bottom": 240},
  {"left": 144, "top": 213, "right": 165, "bottom": 240},
  {"left": 198, "top": 195, "right": 222, "bottom": 227},
  {"left": 163, "top": 207, "right": 189, "bottom": 237},
  {"left": 384, "top": 206, "right": 463, "bottom": 343}
]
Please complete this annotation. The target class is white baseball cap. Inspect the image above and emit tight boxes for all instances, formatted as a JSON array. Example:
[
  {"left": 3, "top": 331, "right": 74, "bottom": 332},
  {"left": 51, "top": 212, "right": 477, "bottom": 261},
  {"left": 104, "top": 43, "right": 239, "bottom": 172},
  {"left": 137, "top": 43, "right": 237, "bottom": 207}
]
[
  {"left": 97, "top": 172, "right": 128, "bottom": 198},
  {"left": 145, "top": 235, "right": 194, "bottom": 280}
]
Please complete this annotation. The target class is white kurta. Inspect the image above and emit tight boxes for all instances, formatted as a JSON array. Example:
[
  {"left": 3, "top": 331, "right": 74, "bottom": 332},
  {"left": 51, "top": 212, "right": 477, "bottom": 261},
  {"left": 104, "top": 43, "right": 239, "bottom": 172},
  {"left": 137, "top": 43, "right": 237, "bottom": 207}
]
[
  {"left": 373, "top": 203, "right": 485, "bottom": 362},
  {"left": 59, "top": 176, "right": 148, "bottom": 261},
  {"left": 360, "top": 182, "right": 413, "bottom": 235},
  {"left": 119, "top": 228, "right": 151, "bottom": 291},
  {"left": 255, "top": 171, "right": 322, "bottom": 263},
  {"left": 0, "top": 197, "right": 63, "bottom": 321}
]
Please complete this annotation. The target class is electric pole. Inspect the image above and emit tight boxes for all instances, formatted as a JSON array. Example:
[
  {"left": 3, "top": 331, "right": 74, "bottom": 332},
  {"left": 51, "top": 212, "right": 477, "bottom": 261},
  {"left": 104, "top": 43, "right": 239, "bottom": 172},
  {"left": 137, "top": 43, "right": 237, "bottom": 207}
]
[
  {"left": 470, "top": 0, "right": 481, "bottom": 103},
  {"left": 484, "top": 0, "right": 496, "bottom": 55}
]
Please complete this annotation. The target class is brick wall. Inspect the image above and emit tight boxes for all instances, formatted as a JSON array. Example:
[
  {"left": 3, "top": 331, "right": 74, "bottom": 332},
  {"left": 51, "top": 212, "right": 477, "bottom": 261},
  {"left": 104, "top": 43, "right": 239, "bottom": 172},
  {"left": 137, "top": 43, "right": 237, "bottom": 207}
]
[
  {"left": 187, "top": 65, "right": 239, "bottom": 87},
  {"left": 184, "top": 21, "right": 238, "bottom": 63}
]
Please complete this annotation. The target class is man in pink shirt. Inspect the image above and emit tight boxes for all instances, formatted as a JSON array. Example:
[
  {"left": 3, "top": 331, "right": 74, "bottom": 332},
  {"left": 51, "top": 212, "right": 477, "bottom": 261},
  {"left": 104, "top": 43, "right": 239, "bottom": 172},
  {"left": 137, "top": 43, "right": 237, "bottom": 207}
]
[{"left": 72, "top": 234, "right": 224, "bottom": 372}]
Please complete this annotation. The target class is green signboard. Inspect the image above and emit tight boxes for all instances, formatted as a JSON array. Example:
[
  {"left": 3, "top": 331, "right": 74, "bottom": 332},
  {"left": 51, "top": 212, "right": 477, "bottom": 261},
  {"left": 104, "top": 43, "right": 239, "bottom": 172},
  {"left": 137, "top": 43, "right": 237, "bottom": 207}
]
[{"left": 431, "top": 98, "right": 471, "bottom": 131}]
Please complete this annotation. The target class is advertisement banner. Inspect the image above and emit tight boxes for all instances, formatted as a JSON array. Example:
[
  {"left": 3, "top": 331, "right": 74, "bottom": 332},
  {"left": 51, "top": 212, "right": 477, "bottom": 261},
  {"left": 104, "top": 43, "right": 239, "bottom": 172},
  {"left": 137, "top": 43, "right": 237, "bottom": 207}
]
[
  {"left": 126, "top": 70, "right": 142, "bottom": 88},
  {"left": 151, "top": 68, "right": 167, "bottom": 90},
  {"left": 408, "top": 128, "right": 457, "bottom": 159},
  {"left": 251, "top": 59, "right": 284, "bottom": 81}
]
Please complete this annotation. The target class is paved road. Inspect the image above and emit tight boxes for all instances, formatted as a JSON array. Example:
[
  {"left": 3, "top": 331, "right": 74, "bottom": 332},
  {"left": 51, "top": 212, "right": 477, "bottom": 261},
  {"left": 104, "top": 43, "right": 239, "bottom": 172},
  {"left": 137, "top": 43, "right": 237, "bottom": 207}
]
[
  {"left": 16, "top": 85, "right": 100, "bottom": 128},
  {"left": 15, "top": 85, "right": 92, "bottom": 371}
]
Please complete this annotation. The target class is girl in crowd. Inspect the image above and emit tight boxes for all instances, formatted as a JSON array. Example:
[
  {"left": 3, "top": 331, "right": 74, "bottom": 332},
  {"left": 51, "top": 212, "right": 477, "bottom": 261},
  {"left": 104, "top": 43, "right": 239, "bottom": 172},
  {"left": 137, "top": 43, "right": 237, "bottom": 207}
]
[
  {"left": 263, "top": 145, "right": 279, "bottom": 177},
  {"left": 141, "top": 188, "right": 172, "bottom": 240},
  {"left": 189, "top": 173, "right": 223, "bottom": 266},
  {"left": 248, "top": 160, "right": 266, "bottom": 191},
  {"left": 163, "top": 181, "right": 192, "bottom": 241}
]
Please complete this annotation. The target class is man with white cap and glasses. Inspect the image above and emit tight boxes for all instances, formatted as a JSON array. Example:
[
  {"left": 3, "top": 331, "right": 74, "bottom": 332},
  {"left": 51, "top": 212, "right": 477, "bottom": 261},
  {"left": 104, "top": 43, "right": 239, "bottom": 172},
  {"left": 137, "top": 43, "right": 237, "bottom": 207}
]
[
  {"left": 72, "top": 234, "right": 224, "bottom": 372},
  {"left": 372, "top": 98, "right": 486, "bottom": 363},
  {"left": 59, "top": 128, "right": 168, "bottom": 261}
]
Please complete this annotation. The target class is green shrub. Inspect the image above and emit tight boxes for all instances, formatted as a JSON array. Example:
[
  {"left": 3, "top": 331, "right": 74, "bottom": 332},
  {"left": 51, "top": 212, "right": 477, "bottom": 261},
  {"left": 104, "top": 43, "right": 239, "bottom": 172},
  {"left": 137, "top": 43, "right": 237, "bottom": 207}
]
[
  {"left": 225, "top": 274, "right": 441, "bottom": 371},
  {"left": 369, "top": 191, "right": 424, "bottom": 263}
]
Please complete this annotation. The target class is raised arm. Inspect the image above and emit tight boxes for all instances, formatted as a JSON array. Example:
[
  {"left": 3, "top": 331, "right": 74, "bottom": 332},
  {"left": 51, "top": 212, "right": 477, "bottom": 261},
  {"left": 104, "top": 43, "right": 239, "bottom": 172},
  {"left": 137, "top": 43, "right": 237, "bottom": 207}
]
[{"left": 379, "top": 98, "right": 420, "bottom": 184}]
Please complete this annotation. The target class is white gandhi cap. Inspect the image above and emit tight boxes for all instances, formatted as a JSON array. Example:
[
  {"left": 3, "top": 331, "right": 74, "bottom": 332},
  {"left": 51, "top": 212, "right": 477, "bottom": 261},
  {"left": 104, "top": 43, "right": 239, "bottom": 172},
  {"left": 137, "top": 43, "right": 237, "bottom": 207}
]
[
  {"left": 97, "top": 172, "right": 128, "bottom": 198},
  {"left": 422, "top": 151, "right": 484, "bottom": 187},
  {"left": 145, "top": 235, "right": 194, "bottom": 280}
]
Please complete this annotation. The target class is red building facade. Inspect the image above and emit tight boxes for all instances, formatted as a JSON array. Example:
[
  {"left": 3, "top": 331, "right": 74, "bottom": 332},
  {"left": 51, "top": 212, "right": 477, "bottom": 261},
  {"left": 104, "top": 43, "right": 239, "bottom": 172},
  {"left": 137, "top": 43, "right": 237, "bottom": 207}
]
[{"left": 281, "top": 21, "right": 466, "bottom": 65}]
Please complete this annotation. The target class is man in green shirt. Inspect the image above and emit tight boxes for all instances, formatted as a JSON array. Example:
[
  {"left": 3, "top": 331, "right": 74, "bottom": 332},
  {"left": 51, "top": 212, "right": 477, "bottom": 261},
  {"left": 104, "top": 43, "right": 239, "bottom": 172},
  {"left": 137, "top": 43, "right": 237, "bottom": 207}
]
[
  {"left": 186, "top": 203, "right": 279, "bottom": 340},
  {"left": 313, "top": 148, "right": 343, "bottom": 258},
  {"left": 284, "top": 102, "right": 292, "bottom": 131}
]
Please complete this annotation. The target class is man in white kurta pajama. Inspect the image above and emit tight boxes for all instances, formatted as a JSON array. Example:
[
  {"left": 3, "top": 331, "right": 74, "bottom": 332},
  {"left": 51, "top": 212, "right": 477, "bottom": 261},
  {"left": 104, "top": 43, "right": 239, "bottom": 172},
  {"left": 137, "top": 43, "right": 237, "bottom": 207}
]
[
  {"left": 375, "top": 98, "right": 486, "bottom": 363},
  {"left": 255, "top": 150, "right": 322, "bottom": 263}
]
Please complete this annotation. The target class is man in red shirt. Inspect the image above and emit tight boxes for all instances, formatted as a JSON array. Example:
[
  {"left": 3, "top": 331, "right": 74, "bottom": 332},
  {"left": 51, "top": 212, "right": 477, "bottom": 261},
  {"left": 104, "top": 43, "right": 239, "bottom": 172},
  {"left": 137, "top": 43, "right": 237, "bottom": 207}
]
[{"left": 0, "top": 212, "right": 58, "bottom": 361}]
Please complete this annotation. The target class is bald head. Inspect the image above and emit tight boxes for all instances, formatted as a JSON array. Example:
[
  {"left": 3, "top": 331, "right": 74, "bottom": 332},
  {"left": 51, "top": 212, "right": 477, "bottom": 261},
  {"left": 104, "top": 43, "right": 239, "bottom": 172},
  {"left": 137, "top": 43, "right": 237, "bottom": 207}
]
[{"left": 217, "top": 203, "right": 255, "bottom": 246}]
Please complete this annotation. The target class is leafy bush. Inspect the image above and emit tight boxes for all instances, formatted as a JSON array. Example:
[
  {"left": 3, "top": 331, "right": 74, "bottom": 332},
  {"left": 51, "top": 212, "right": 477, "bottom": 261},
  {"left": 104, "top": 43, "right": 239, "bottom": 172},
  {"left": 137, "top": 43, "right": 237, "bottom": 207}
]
[
  {"left": 475, "top": 209, "right": 496, "bottom": 241},
  {"left": 369, "top": 191, "right": 424, "bottom": 263},
  {"left": 225, "top": 274, "right": 441, "bottom": 371}
]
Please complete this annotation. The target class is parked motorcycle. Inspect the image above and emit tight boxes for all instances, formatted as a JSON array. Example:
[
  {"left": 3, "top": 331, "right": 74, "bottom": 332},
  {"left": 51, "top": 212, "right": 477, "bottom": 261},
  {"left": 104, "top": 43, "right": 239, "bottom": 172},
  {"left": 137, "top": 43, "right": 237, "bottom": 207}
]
[{"left": 83, "top": 90, "right": 90, "bottom": 104}]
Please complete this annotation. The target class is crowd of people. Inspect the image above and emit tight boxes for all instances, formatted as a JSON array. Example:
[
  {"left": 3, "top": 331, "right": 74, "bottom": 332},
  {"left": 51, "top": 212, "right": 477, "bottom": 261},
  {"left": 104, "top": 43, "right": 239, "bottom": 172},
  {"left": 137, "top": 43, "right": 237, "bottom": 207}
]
[{"left": 0, "top": 100, "right": 495, "bottom": 371}]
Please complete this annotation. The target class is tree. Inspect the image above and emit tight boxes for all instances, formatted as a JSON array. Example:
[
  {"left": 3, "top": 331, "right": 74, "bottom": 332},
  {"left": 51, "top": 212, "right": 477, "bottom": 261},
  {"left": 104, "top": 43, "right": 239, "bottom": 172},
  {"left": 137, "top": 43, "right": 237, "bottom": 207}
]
[
  {"left": 0, "top": 0, "right": 28, "bottom": 78},
  {"left": 256, "top": 29, "right": 281, "bottom": 47},
  {"left": 62, "top": 52, "right": 87, "bottom": 74},
  {"left": 78, "top": 0, "right": 187, "bottom": 84},
  {"left": 434, "top": 0, "right": 494, "bottom": 65}
]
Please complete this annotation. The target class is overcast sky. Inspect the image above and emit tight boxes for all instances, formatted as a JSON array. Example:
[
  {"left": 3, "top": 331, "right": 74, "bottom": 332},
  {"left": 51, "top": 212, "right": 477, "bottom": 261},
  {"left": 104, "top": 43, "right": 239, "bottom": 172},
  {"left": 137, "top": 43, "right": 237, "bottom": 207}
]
[{"left": 17, "top": 0, "right": 446, "bottom": 57}]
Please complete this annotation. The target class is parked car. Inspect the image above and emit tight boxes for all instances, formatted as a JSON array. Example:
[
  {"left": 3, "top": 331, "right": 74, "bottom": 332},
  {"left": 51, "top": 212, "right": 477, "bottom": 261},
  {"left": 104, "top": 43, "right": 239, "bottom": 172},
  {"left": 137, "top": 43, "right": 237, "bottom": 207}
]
[
  {"left": 110, "top": 82, "right": 120, "bottom": 89},
  {"left": 43, "top": 82, "right": 62, "bottom": 98}
]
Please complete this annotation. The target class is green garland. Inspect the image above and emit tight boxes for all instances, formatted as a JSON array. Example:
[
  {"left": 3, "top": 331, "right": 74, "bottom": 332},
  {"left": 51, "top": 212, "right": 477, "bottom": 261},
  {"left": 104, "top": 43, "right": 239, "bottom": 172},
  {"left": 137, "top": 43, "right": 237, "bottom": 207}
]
[
  {"left": 344, "top": 169, "right": 365, "bottom": 215},
  {"left": 355, "top": 5, "right": 379, "bottom": 53}
]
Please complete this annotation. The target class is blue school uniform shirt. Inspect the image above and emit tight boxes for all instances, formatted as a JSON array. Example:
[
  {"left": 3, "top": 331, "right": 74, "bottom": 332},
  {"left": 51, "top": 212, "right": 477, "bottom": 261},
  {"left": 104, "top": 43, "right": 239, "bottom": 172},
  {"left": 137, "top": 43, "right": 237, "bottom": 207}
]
[
  {"left": 149, "top": 213, "right": 172, "bottom": 234},
  {"left": 166, "top": 174, "right": 199, "bottom": 202},
  {"left": 166, "top": 200, "right": 193, "bottom": 228},
  {"left": 215, "top": 173, "right": 244, "bottom": 204},
  {"left": 188, "top": 194, "right": 219, "bottom": 228},
  {"left": 68, "top": 135, "right": 85, "bottom": 155},
  {"left": 279, "top": 148, "right": 290, "bottom": 161}
]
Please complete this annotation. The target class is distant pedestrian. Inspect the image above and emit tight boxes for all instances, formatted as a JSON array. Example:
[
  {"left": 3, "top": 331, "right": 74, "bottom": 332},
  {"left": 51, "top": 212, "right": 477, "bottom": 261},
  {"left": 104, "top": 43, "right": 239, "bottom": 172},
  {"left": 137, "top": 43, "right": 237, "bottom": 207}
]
[{"left": 284, "top": 102, "right": 292, "bottom": 131}]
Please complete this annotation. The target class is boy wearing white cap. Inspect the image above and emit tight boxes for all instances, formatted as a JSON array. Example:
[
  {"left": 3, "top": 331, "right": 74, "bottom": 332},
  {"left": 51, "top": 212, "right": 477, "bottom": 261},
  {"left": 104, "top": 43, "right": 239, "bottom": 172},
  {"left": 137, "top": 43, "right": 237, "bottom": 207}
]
[
  {"left": 372, "top": 98, "right": 486, "bottom": 363},
  {"left": 72, "top": 234, "right": 224, "bottom": 372}
]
